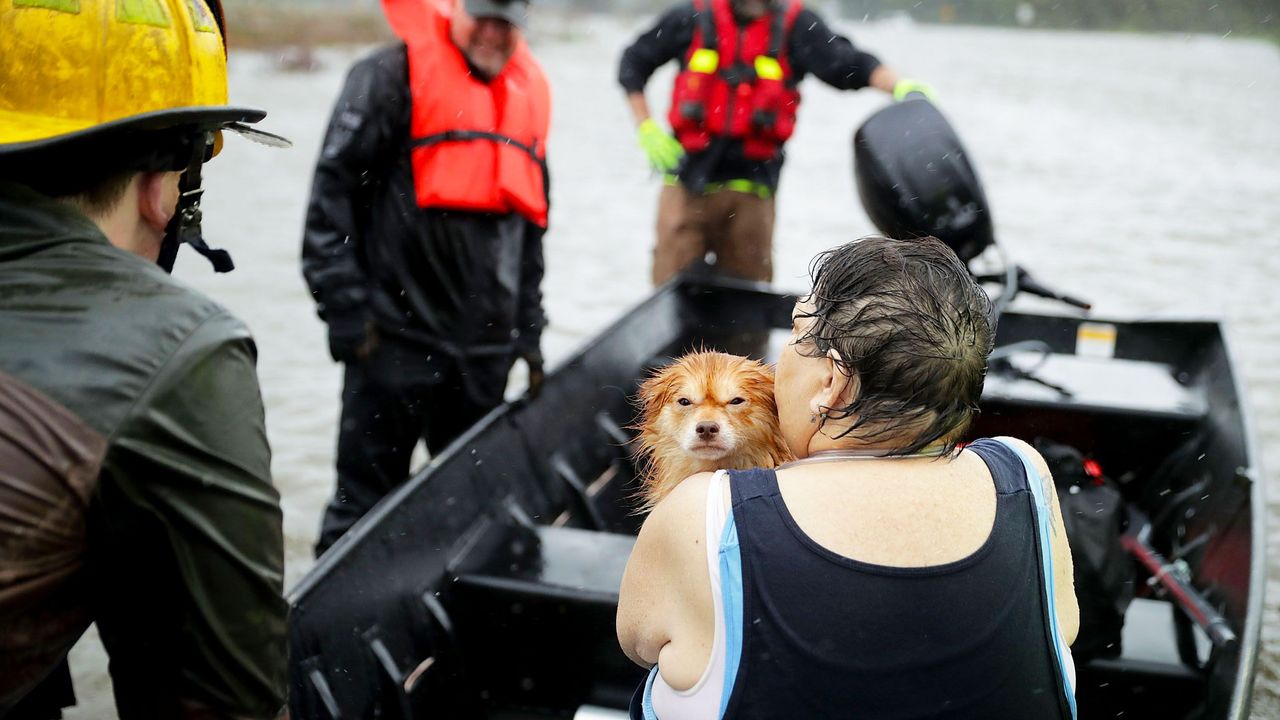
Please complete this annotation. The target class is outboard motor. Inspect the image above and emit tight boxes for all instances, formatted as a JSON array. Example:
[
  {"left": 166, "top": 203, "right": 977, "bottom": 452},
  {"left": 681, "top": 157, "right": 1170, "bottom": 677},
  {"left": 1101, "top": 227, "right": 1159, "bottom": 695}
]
[{"left": 853, "top": 98, "right": 994, "bottom": 263}]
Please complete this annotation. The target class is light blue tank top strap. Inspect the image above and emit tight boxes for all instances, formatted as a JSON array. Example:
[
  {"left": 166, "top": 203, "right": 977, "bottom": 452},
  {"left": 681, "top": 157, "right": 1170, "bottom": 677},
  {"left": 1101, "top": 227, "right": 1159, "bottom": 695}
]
[
  {"left": 639, "top": 666, "right": 659, "bottom": 720},
  {"left": 717, "top": 504, "right": 743, "bottom": 719},
  {"left": 993, "top": 437, "right": 1079, "bottom": 719}
]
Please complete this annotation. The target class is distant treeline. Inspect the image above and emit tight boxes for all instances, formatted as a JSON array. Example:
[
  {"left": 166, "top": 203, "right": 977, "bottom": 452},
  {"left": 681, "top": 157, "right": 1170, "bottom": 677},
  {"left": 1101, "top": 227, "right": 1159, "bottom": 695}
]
[
  {"left": 572, "top": 0, "right": 1277, "bottom": 41},
  {"left": 835, "top": 0, "right": 1275, "bottom": 39},
  {"left": 220, "top": 0, "right": 1277, "bottom": 45}
]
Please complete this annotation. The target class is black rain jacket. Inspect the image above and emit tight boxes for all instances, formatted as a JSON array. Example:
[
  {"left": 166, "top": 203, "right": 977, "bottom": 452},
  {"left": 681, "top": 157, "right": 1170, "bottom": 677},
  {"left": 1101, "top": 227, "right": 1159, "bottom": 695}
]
[
  {"left": 302, "top": 44, "right": 548, "bottom": 362},
  {"left": 0, "top": 181, "right": 287, "bottom": 718},
  {"left": 618, "top": 2, "right": 883, "bottom": 192}
]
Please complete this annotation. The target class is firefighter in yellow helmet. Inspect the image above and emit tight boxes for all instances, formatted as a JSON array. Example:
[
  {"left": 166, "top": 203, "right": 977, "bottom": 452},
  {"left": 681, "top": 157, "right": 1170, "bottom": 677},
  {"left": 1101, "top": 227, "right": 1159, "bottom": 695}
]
[{"left": 0, "top": 0, "right": 290, "bottom": 716}]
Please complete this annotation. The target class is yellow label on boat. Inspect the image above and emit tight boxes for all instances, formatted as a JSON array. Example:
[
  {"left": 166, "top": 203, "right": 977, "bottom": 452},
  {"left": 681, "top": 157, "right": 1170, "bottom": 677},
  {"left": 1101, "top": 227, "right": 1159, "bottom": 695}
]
[{"left": 1076, "top": 322, "right": 1117, "bottom": 358}]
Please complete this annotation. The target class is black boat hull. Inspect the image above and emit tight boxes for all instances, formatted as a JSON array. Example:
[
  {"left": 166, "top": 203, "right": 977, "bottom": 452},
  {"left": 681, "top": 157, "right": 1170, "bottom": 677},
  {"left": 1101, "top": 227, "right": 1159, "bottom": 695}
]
[{"left": 288, "top": 275, "right": 1263, "bottom": 720}]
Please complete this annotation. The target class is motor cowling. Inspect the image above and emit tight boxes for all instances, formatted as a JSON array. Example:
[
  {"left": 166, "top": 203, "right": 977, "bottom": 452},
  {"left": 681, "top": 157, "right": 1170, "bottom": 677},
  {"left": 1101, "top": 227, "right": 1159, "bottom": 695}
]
[{"left": 853, "top": 98, "right": 994, "bottom": 263}]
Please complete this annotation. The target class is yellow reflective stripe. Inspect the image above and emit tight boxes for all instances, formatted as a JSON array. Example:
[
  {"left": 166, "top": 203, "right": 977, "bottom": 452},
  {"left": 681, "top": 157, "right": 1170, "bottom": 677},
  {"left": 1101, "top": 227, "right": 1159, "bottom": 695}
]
[
  {"left": 754, "top": 56, "right": 783, "bottom": 81},
  {"left": 688, "top": 48, "right": 719, "bottom": 74},
  {"left": 116, "top": 0, "right": 169, "bottom": 26},
  {"left": 13, "top": 0, "right": 79, "bottom": 12},
  {"left": 704, "top": 179, "right": 772, "bottom": 198}
]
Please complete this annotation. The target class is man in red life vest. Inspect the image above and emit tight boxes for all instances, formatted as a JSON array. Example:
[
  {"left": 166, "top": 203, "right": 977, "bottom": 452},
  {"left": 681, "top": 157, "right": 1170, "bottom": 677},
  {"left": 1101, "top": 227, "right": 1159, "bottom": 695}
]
[
  {"left": 619, "top": 0, "right": 932, "bottom": 285},
  {"left": 303, "top": 0, "right": 550, "bottom": 555}
]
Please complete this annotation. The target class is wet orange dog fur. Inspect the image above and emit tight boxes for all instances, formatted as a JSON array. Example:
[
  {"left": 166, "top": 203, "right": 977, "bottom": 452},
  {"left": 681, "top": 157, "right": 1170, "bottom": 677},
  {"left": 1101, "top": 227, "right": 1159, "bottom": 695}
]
[{"left": 632, "top": 351, "right": 793, "bottom": 512}]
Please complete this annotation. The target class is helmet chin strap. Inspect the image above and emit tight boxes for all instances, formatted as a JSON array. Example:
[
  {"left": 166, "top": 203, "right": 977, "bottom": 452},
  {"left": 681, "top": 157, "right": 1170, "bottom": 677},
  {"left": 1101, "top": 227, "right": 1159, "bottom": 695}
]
[{"left": 157, "top": 131, "right": 234, "bottom": 274}]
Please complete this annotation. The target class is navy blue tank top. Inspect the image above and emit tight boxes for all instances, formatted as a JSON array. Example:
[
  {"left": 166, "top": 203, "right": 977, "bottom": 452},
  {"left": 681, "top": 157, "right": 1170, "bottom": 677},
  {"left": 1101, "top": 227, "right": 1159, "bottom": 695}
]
[{"left": 716, "top": 439, "right": 1073, "bottom": 719}]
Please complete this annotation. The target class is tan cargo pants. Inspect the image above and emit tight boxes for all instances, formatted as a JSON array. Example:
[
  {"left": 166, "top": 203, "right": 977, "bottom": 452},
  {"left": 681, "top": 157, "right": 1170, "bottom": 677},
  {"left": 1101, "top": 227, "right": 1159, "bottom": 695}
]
[{"left": 652, "top": 182, "right": 776, "bottom": 286}]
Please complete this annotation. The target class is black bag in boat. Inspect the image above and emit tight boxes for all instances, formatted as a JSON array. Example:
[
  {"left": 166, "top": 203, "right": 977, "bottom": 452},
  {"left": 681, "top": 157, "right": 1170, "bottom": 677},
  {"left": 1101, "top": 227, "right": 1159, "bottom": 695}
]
[{"left": 1034, "top": 437, "right": 1135, "bottom": 662}]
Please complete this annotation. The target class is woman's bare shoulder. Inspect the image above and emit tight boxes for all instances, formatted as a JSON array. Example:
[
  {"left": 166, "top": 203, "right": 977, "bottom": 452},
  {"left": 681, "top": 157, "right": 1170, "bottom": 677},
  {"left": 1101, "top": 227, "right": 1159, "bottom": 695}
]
[
  {"left": 638, "top": 471, "right": 715, "bottom": 546},
  {"left": 989, "top": 436, "right": 1053, "bottom": 478}
]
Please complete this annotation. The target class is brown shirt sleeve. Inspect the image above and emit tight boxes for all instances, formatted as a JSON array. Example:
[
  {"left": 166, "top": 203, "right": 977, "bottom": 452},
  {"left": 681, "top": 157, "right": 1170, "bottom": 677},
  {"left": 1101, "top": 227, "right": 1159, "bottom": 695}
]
[{"left": 0, "top": 368, "right": 106, "bottom": 708}]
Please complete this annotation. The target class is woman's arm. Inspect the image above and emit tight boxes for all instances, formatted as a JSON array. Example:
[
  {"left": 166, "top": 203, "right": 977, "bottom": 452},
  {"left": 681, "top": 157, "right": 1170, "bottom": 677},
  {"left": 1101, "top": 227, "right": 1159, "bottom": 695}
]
[{"left": 616, "top": 471, "right": 716, "bottom": 668}]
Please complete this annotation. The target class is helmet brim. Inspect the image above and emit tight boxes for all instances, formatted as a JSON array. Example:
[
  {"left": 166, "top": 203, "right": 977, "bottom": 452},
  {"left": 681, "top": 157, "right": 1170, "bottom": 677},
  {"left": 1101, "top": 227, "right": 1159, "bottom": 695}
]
[{"left": 0, "top": 105, "right": 272, "bottom": 156}]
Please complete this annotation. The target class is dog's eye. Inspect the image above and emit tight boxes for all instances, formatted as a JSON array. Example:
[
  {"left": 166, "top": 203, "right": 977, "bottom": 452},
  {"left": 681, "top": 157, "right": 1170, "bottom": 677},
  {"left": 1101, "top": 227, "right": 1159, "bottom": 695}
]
[
  {"left": 729, "top": 397, "right": 746, "bottom": 405},
  {"left": 676, "top": 398, "right": 692, "bottom": 406}
]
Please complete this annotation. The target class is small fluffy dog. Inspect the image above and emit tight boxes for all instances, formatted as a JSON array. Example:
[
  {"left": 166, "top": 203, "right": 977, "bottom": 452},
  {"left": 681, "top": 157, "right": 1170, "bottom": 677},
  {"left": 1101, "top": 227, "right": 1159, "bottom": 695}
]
[{"left": 632, "top": 351, "right": 793, "bottom": 510}]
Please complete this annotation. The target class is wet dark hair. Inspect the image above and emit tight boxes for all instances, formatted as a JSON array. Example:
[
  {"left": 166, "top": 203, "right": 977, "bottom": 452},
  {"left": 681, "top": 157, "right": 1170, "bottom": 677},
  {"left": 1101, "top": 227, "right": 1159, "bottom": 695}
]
[
  {"left": 796, "top": 235, "right": 994, "bottom": 455},
  {"left": 1, "top": 128, "right": 196, "bottom": 210},
  {"left": 58, "top": 171, "right": 137, "bottom": 216}
]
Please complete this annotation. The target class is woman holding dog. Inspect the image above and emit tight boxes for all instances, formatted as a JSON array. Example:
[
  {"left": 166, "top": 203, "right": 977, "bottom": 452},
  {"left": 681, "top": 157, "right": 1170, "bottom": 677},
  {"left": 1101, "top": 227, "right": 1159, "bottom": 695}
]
[{"left": 617, "top": 236, "right": 1078, "bottom": 719}]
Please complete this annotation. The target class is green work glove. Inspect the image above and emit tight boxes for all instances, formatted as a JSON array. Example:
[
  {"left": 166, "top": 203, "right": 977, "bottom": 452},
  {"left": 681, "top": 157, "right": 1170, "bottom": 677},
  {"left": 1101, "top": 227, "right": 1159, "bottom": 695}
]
[
  {"left": 636, "top": 118, "right": 685, "bottom": 174},
  {"left": 893, "top": 78, "right": 938, "bottom": 102}
]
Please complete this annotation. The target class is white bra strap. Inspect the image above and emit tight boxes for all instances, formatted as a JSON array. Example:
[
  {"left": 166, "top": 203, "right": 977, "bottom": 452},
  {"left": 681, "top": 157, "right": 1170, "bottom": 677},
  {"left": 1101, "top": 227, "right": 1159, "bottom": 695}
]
[{"left": 705, "top": 470, "right": 729, "bottom": 571}]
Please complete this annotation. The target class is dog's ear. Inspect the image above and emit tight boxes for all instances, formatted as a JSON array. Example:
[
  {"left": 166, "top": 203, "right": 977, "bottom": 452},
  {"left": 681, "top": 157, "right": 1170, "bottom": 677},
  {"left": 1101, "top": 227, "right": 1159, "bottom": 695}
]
[
  {"left": 636, "top": 366, "right": 680, "bottom": 420},
  {"left": 738, "top": 360, "right": 779, "bottom": 412}
]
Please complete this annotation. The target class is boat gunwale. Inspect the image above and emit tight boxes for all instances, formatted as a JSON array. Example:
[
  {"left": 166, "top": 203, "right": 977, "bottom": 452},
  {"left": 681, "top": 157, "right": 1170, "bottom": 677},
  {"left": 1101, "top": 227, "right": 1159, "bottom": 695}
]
[{"left": 1215, "top": 317, "right": 1267, "bottom": 720}]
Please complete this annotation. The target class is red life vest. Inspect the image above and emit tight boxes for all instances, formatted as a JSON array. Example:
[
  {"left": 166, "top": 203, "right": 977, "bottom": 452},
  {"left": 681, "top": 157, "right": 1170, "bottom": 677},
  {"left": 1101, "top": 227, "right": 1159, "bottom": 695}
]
[
  {"left": 382, "top": 0, "right": 550, "bottom": 227},
  {"left": 668, "top": 0, "right": 802, "bottom": 161}
]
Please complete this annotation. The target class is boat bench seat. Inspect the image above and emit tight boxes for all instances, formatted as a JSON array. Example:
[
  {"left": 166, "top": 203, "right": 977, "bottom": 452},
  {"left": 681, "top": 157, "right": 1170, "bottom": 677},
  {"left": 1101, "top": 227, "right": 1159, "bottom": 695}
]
[
  {"left": 1078, "top": 597, "right": 1207, "bottom": 712},
  {"left": 984, "top": 354, "right": 1206, "bottom": 422},
  {"left": 977, "top": 354, "right": 1207, "bottom": 460},
  {"left": 456, "top": 525, "right": 634, "bottom": 603},
  {"left": 450, "top": 526, "right": 642, "bottom": 710}
]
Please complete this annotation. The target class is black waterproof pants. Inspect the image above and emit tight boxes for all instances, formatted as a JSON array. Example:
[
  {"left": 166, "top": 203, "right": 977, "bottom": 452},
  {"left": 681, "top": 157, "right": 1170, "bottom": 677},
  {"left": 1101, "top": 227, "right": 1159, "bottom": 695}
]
[{"left": 315, "top": 338, "right": 514, "bottom": 556}]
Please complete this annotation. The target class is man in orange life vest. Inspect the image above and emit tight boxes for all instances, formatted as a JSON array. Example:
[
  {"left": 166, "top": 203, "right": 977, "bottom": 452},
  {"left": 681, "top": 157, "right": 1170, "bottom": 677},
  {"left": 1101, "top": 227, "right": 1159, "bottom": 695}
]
[
  {"left": 302, "top": 0, "right": 550, "bottom": 555},
  {"left": 619, "top": 0, "right": 932, "bottom": 285}
]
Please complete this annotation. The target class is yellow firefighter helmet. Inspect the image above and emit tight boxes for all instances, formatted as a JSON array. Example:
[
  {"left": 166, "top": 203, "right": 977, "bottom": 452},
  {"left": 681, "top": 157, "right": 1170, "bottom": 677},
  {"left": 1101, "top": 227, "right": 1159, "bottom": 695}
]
[{"left": 0, "top": 0, "right": 269, "bottom": 153}]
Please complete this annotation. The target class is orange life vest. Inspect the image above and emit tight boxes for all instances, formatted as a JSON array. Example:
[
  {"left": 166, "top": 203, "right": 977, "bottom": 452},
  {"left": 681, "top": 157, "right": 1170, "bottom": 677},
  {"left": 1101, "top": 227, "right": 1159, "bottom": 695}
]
[
  {"left": 668, "top": 0, "right": 802, "bottom": 161},
  {"left": 382, "top": 0, "right": 550, "bottom": 227}
]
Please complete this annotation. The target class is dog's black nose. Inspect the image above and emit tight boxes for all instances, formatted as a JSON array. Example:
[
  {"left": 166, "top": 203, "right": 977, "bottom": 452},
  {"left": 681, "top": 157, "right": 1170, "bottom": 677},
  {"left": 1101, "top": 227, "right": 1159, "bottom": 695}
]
[{"left": 696, "top": 421, "right": 720, "bottom": 438}]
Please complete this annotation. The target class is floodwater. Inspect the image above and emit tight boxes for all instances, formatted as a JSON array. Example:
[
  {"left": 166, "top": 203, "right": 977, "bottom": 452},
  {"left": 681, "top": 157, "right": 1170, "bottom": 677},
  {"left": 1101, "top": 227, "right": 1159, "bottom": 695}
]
[{"left": 64, "top": 12, "right": 1280, "bottom": 718}]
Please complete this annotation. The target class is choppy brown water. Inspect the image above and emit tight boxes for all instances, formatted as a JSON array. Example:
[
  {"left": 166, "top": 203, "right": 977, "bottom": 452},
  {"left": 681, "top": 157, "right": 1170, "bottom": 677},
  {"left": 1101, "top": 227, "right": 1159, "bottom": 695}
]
[{"left": 64, "top": 13, "right": 1280, "bottom": 717}]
